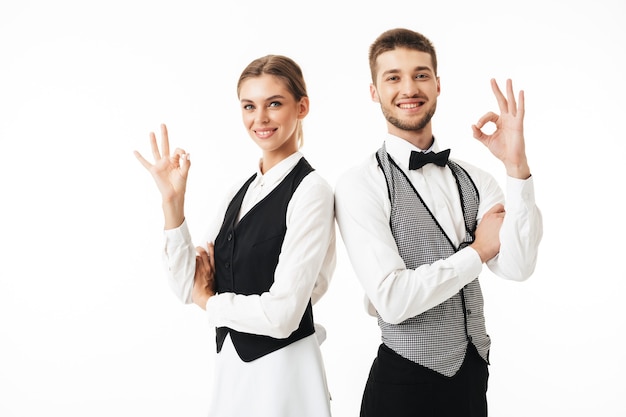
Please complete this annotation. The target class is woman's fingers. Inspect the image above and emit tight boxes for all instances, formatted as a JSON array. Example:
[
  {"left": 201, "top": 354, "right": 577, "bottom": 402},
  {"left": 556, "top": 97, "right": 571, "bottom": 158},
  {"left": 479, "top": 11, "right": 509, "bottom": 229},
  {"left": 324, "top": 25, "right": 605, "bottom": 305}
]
[
  {"left": 160, "top": 124, "right": 170, "bottom": 158},
  {"left": 133, "top": 150, "right": 152, "bottom": 170},
  {"left": 147, "top": 124, "right": 171, "bottom": 162},
  {"left": 150, "top": 131, "right": 162, "bottom": 161},
  {"left": 207, "top": 242, "right": 215, "bottom": 270}
]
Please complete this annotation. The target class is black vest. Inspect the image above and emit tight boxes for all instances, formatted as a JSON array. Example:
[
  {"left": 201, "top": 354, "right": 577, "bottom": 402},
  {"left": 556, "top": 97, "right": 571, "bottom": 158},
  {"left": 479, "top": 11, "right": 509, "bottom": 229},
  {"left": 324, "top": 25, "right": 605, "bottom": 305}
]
[{"left": 213, "top": 157, "right": 316, "bottom": 362}]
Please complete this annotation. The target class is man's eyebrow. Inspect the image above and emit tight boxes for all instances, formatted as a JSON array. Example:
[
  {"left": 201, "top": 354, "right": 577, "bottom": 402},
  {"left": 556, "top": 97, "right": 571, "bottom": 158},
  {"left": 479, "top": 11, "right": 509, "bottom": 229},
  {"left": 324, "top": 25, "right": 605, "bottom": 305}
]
[
  {"left": 380, "top": 66, "right": 433, "bottom": 78},
  {"left": 381, "top": 68, "right": 401, "bottom": 78}
]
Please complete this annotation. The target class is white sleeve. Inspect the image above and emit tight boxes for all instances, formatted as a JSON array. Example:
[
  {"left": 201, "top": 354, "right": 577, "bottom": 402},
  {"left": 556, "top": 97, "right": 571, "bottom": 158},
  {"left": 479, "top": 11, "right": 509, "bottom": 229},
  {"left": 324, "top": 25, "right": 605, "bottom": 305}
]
[
  {"left": 205, "top": 175, "right": 336, "bottom": 339},
  {"left": 486, "top": 176, "right": 543, "bottom": 281},
  {"left": 334, "top": 158, "right": 483, "bottom": 325},
  {"left": 162, "top": 220, "right": 195, "bottom": 305}
]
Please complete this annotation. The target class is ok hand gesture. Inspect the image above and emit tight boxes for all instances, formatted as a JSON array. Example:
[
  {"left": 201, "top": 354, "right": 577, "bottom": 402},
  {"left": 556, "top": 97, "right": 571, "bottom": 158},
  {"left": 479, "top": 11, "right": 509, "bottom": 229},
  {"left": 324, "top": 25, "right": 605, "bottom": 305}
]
[
  {"left": 471, "top": 79, "right": 531, "bottom": 179},
  {"left": 134, "top": 124, "right": 189, "bottom": 229}
]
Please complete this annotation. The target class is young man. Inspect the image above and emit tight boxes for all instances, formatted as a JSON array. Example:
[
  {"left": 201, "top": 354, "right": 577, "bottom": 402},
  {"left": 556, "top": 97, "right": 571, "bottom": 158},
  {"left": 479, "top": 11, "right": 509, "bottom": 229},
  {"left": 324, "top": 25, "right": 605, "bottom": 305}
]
[{"left": 334, "top": 28, "right": 543, "bottom": 416}]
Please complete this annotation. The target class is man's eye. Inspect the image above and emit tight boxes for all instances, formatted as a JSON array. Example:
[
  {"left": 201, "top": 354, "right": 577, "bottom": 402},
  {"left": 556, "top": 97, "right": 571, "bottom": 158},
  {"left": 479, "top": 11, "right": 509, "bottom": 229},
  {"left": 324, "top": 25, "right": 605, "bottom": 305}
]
[{"left": 416, "top": 74, "right": 428, "bottom": 79}]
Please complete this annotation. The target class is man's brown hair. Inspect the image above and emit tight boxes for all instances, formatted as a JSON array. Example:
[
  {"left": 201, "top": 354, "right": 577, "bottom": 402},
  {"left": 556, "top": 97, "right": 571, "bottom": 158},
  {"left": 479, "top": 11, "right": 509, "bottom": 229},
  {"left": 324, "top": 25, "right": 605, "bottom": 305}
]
[{"left": 368, "top": 28, "right": 438, "bottom": 84}]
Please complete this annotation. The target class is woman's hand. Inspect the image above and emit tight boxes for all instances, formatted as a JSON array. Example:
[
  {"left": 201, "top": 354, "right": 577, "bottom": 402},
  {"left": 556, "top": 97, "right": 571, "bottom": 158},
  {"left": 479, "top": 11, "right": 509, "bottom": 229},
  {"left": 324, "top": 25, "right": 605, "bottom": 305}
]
[
  {"left": 472, "top": 79, "right": 531, "bottom": 179},
  {"left": 134, "top": 124, "right": 190, "bottom": 229},
  {"left": 192, "top": 243, "right": 216, "bottom": 310}
]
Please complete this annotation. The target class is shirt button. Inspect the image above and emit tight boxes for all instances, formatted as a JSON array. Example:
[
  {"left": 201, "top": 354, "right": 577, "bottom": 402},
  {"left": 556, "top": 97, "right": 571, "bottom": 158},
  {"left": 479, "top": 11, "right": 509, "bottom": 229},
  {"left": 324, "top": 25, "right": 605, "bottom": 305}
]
[{"left": 466, "top": 309, "right": 472, "bottom": 315}]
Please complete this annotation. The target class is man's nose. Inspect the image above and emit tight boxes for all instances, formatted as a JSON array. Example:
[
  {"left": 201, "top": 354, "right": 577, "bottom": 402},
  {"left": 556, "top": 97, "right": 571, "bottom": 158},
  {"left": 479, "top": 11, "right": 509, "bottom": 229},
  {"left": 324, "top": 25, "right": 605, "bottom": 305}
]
[{"left": 400, "top": 78, "right": 420, "bottom": 97}]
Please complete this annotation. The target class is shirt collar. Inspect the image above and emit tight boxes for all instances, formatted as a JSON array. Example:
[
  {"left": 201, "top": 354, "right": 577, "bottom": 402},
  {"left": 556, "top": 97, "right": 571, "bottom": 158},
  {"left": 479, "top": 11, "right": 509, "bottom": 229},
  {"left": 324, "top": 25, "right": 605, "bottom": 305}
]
[
  {"left": 384, "top": 134, "right": 441, "bottom": 170},
  {"left": 253, "top": 151, "right": 303, "bottom": 188}
]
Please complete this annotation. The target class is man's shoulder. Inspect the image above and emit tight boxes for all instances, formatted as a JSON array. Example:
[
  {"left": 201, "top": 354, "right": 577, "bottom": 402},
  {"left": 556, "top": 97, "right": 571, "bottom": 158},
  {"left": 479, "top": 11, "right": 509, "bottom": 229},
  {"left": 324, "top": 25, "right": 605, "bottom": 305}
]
[
  {"left": 335, "top": 152, "right": 380, "bottom": 189},
  {"left": 449, "top": 157, "right": 494, "bottom": 178}
]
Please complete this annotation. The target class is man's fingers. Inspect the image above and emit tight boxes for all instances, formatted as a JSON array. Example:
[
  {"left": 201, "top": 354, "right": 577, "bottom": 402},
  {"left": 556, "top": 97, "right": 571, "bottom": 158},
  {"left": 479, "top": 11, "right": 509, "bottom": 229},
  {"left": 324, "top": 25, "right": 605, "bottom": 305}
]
[
  {"left": 506, "top": 79, "right": 517, "bottom": 117},
  {"left": 490, "top": 78, "right": 509, "bottom": 114},
  {"left": 474, "top": 111, "right": 498, "bottom": 130},
  {"left": 517, "top": 89, "right": 525, "bottom": 119},
  {"left": 472, "top": 111, "right": 498, "bottom": 142},
  {"left": 486, "top": 203, "right": 505, "bottom": 215}
]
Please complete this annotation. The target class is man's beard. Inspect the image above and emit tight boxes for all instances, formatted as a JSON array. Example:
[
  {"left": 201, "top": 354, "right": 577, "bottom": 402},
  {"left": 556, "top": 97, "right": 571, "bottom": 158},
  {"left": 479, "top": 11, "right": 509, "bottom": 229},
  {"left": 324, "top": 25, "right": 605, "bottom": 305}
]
[{"left": 382, "top": 102, "right": 437, "bottom": 132}]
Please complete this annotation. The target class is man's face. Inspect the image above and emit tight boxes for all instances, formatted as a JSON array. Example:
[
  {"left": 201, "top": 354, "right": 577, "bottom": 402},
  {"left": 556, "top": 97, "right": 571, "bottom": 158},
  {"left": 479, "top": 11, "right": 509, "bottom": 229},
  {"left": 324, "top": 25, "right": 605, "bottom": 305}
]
[{"left": 370, "top": 47, "right": 440, "bottom": 136}]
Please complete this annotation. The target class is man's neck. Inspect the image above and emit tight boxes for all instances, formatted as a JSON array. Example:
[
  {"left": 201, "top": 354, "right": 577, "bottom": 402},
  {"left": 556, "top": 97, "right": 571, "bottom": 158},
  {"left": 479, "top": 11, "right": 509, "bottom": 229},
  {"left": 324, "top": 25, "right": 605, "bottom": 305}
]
[{"left": 388, "top": 127, "right": 434, "bottom": 150}]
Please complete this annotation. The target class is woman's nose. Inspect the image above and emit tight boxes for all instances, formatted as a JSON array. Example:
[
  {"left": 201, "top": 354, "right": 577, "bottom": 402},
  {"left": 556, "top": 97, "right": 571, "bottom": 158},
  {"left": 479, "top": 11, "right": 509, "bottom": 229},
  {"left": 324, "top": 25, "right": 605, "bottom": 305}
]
[{"left": 256, "top": 108, "right": 269, "bottom": 124}]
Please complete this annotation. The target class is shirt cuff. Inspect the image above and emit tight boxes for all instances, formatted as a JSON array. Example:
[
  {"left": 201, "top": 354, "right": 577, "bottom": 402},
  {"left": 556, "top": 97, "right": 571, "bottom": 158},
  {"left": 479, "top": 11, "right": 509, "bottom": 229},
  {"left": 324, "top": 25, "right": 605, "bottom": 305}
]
[
  {"left": 450, "top": 245, "right": 483, "bottom": 285},
  {"left": 205, "top": 294, "right": 221, "bottom": 327},
  {"left": 506, "top": 175, "right": 536, "bottom": 211},
  {"left": 163, "top": 218, "right": 191, "bottom": 246}
]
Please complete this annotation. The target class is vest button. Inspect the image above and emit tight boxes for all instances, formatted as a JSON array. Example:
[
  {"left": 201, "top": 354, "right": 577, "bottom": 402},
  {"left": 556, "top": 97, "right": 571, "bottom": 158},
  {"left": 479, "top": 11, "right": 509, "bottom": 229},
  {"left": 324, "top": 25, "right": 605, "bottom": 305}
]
[
  {"left": 227, "top": 233, "right": 233, "bottom": 241},
  {"left": 225, "top": 262, "right": 231, "bottom": 269}
]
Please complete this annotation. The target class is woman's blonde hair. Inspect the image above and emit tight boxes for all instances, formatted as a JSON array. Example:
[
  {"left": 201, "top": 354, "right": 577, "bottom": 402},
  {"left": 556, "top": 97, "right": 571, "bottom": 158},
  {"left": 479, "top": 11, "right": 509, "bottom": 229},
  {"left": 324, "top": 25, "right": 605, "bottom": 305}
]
[{"left": 237, "top": 55, "right": 308, "bottom": 148}]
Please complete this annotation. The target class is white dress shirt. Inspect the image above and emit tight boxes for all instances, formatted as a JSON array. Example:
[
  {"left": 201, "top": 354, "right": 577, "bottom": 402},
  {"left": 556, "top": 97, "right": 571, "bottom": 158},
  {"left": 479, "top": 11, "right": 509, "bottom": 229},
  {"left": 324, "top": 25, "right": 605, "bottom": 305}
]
[
  {"left": 334, "top": 135, "right": 543, "bottom": 324},
  {"left": 162, "top": 151, "right": 336, "bottom": 338},
  {"left": 162, "top": 152, "right": 335, "bottom": 416}
]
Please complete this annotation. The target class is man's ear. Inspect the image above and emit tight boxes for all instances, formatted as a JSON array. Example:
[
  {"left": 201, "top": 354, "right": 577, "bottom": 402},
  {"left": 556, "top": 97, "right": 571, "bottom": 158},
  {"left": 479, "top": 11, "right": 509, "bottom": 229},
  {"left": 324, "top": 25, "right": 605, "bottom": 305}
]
[{"left": 370, "top": 83, "right": 380, "bottom": 103}]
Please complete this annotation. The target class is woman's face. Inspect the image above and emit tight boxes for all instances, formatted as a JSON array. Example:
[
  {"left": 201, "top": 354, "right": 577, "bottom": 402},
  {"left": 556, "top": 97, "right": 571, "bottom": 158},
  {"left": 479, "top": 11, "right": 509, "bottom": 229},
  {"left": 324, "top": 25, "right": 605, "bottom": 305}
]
[{"left": 239, "top": 74, "right": 308, "bottom": 165}]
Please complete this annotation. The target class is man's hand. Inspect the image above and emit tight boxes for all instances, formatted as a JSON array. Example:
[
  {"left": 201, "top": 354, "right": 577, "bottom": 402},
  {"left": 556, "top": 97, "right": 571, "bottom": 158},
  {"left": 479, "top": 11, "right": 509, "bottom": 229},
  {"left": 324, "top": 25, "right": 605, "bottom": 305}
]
[
  {"left": 472, "top": 79, "right": 531, "bottom": 179},
  {"left": 192, "top": 243, "right": 216, "bottom": 310},
  {"left": 470, "top": 204, "right": 505, "bottom": 263}
]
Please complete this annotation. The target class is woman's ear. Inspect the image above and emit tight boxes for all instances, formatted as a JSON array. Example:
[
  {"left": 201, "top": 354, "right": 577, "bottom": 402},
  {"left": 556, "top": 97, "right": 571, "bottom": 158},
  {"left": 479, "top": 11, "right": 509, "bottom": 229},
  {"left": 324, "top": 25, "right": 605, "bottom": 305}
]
[{"left": 298, "top": 96, "right": 310, "bottom": 119}]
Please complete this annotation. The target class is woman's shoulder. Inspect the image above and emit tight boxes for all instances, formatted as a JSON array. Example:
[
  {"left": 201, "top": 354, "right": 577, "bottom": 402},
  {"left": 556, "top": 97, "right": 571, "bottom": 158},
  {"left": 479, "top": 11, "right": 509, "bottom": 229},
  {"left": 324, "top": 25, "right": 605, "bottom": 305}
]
[{"left": 300, "top": 169, "right": 333, "bottom": 196}]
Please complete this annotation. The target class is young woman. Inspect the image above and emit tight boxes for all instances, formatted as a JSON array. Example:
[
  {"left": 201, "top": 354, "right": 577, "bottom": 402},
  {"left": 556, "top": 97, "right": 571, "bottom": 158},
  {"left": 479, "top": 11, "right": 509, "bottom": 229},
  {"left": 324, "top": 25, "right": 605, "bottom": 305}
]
[{"left": 134, "top": 55, "right": 336, "bottom": 416}]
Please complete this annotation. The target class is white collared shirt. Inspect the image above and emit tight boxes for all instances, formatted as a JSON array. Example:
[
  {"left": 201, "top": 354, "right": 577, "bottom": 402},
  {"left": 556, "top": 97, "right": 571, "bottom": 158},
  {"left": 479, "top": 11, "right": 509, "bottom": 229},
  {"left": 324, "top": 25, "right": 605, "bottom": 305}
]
[
  {"left": 334, "top": 135, "right": 543, "bottom": 324},
  {"left": 162, "top": 152, "right": 336, "bottom": 338}
]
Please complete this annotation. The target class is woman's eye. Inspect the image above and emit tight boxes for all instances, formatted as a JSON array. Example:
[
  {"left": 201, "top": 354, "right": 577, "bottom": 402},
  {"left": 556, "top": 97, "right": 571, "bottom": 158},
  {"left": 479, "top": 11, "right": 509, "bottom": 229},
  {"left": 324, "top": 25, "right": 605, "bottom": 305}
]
[
  {"left": 269, "top": 101, "right": 281, "bottom": 108},
  {"left": 243, "top": 104, "right": 254, "bottom": 110}
]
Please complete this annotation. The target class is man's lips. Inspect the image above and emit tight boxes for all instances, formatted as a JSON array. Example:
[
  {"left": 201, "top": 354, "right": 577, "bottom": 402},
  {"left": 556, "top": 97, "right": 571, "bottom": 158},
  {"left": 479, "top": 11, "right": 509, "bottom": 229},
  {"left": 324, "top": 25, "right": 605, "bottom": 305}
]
[{"left": 397, "top": 100, "right": 425, "bottom": 109}]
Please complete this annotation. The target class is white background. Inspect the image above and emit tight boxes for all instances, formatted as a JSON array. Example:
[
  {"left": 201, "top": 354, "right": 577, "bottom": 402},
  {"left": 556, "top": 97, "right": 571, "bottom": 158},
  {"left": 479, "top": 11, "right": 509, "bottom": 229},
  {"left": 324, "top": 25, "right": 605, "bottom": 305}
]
[{"left": 1, "top": 0, "right": 625, "bottom": 416}]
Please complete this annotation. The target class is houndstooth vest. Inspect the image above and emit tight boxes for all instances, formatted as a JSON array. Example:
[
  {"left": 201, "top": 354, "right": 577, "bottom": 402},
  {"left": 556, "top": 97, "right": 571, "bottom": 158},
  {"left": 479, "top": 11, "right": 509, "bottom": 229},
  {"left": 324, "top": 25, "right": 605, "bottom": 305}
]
[{"left": 376, "top": 145, "right": 490, "bottom": 377}]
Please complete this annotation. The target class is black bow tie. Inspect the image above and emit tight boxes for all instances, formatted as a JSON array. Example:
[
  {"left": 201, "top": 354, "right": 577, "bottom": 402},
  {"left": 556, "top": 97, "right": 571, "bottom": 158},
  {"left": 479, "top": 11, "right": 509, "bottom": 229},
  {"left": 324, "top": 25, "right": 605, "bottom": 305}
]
[{"left": 409, "top": 149, "right": 450, "bottom": 170}]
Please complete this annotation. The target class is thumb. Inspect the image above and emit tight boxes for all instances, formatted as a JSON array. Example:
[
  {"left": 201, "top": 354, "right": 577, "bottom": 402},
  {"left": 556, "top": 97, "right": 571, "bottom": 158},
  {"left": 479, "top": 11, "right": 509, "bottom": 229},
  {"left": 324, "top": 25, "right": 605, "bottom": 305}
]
[
  {"left": 180, "top": 152, "right": 191, "bottom": 176},
  {"left": 486, "top": 203, "right": 505, "bottom": 215}
]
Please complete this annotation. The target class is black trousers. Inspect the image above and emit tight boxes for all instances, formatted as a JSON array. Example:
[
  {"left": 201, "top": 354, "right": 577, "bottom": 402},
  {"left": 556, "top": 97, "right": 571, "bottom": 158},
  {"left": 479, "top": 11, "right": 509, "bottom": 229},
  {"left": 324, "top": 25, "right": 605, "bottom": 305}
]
[{"left": 360, "top": 343, "right": 489, "bottom": 417}]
